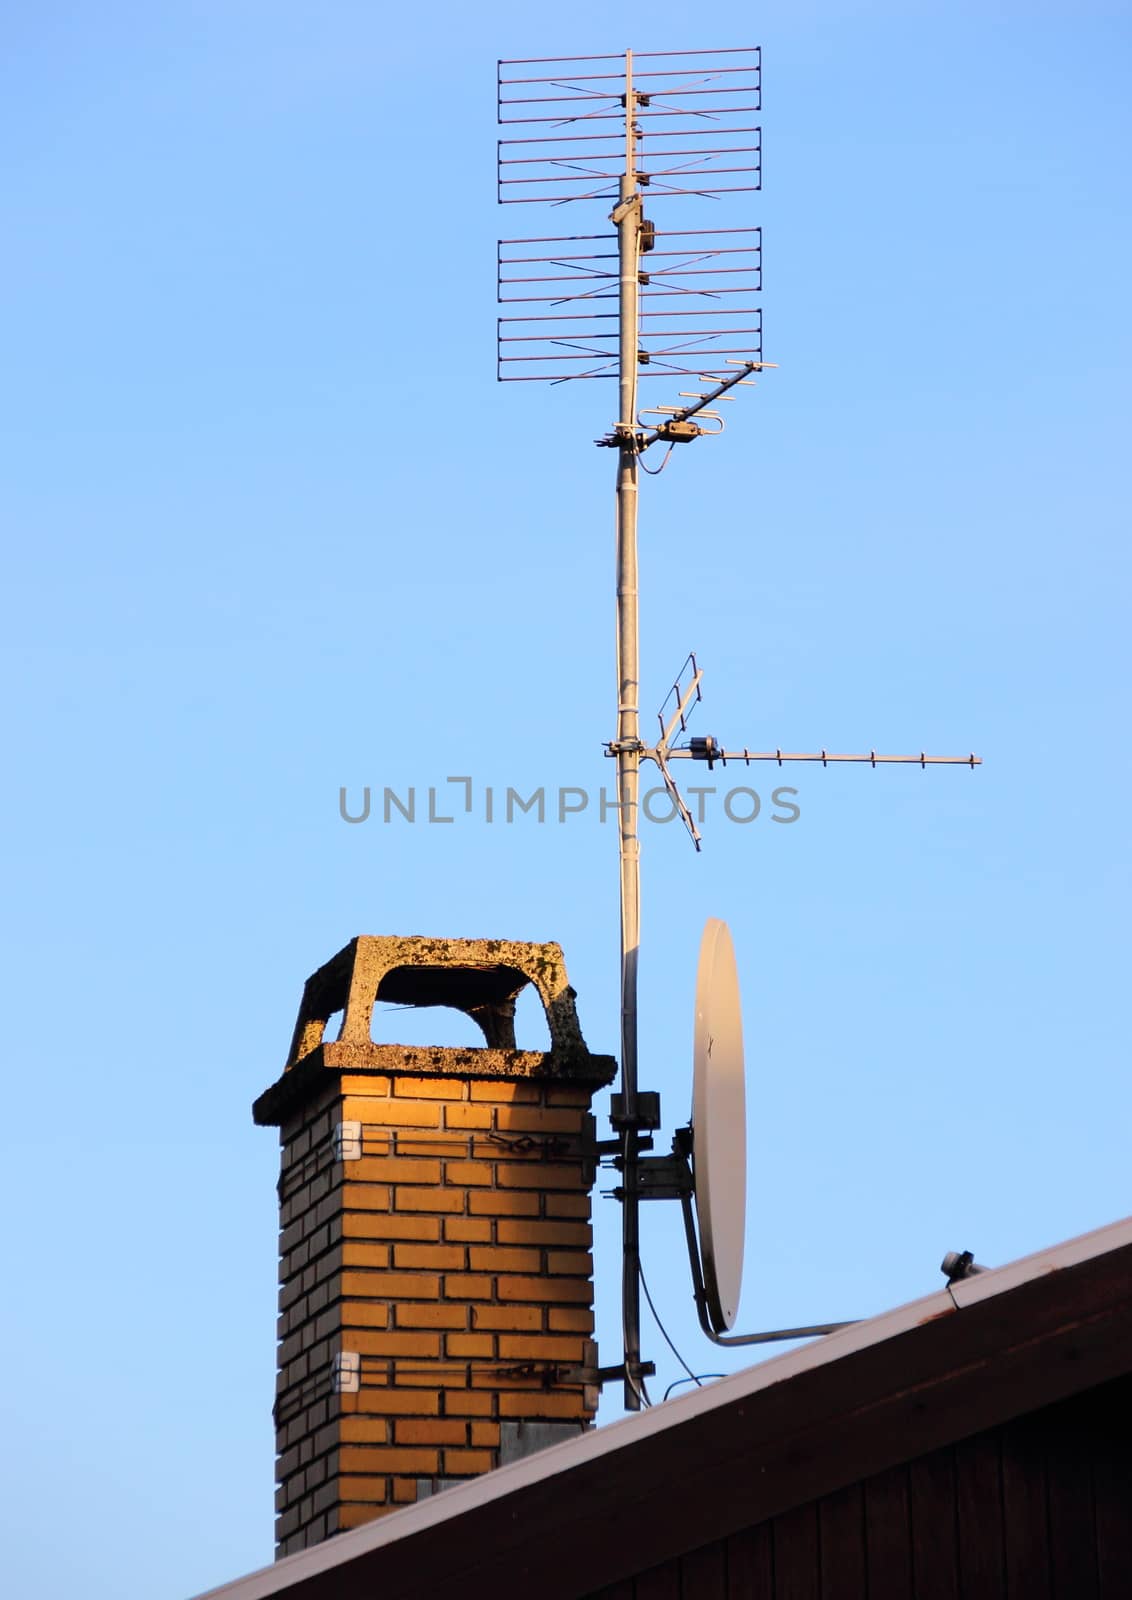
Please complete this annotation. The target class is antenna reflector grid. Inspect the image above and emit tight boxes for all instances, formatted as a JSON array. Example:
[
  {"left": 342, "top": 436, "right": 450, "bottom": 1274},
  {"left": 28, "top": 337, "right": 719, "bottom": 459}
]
[
  {"left": 498, "top": 227, "right": 762, "bottom": 383},
  {"left": 497, "top": 51, "right": 761, "bottom": 206}
]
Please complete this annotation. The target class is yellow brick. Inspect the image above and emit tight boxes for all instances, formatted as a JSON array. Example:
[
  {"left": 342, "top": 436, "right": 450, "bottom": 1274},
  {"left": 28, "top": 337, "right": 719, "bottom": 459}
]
[
  {"left": 350, "top": 1156, "right": 441, "bottom": 1186},
  {"left": 497, "top": 1163, "right": 581, "bottom": 1191},
  {"left": 338, "top": 1503, "right": 388, "bottom": 1529},
  {"left": 353, "top": 1133, "right": 393, "bottom": 1157},
  {"left": 546, "top": 1194, "right": 590, "bottom": 1219},
  {"left": 444, "top": 1448, "right": 494, "bottom": 1475},
  {"left": 547, "top": 1251, "right": 591, "bottom": 1275},
  {"left": 342, "top": 1095, "right": 439, "bottom": 1127},
  {"left": 393, "top": 1244, "right": 466, "bottom": 1271},
  {"left": 338, "top": 1483, "right": 388, "bottom": 1506},
  {"left": 444, "top": 1159, "right": 495, "bottom": 1187},
  {"left": 494, "top": 1106, "right": 585, "bottom": 1134},
  {"left": 394, "top": 1418, "right": 468, "bottom": 1446},
  {"left": 470, "top": 1422, "right": 500, "bottom": 1448},
  {"left": 340, "top": 1417, "right": 390, "bottom": 1444},
  {"left": 498, "top": 1335, "right": 586, "bottom": 1361},
  {"left": 473, "top": 1305, "right": 542, "bottom": 1332},
  {"left": 340, "top": 1446, "right": 438, "bottom": 1475},
  {"left": 394, "top": 1302, "right": 467, "bottom": 1330},
  {"left": 444, "top": 1103, "right": 494, "bottom": 1129},
  {"left": 342, "top": 1185, "right": 391, "bottom": 1212},
  {"left": 498, "top": 1219, "right": 591, "bottom": 1248},
  {"left": 443, "top": 1391, "right": 494, "bottom": 1416},
  {"left": 445, "top": 1217, "right": 493, "bottom": 1243},
  {"left": 470, "top": 1081, "right": 540, "bottom": 1103},
  {"left": 350, "top": 1388, "right": 440, "bottom": 1416},
  {"left": 498, "top": 1392, "right": 585, "bottom": 1419},
  {"left": 340, "top": 1076, "right": 392, "bottom": 1098},
  {"left": 496, "top": 1274, "right": 592, "bottom": 1305},
  {"left": 545, "top": 1087, "right": 591, "bottom": 1107},
  {"left": 549, "top": 1307, "right": 594, "bottom": 1334},
  {"left": 393, "top": 1077, "right": 469, "bottom": 1100},
  {"left": 340, "top": 1303, "right": 390, "bottom": 1330},
  {"left": 395, "top": 1186, "right": 466, "bottom": 1214},
  {"left": 342, "top": 1271, "right": 378, "bottom": 1298},
  {"left": 343, "top": 1242, "right": 390, "bottom": 1270},
  {"left": 342, "top": 1270, "right": 440, "bottom": 1300},
  {"left": 442, "top": 1273, "right": 493, "bottom": 1300},
  {"left": 468, "top": 1191, "right": 539, "bottom": 1217},
  {"left": 392, "top": 1480, "right": 418, "bottom": 1504},
  {"left": 468, "top": 1245, "right": 540, "bottom": 1273},
  {"left": 446, "top": 1333, "right": 494, "bottom": 1358},
  {"left": 343, "top": 1214, "right": 441, "bottom": 1242},
  {"left": 346, "top": 1330, "right": 442, "bottom": 1358}
]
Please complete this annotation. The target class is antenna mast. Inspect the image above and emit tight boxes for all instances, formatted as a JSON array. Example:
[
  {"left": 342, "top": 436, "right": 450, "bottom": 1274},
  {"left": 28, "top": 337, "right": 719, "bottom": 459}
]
[{"left": 611, "top": 47, "right": 645, "bottom": 1412}]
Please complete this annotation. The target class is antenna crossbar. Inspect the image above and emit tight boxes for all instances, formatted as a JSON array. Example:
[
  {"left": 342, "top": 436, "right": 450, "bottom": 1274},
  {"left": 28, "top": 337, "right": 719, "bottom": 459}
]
[
  {"left": 498, "top": 47, "right": 762, "bottom": 66},
  {"left": 499, "top": 63, "right": 762, "bottom": 87}
]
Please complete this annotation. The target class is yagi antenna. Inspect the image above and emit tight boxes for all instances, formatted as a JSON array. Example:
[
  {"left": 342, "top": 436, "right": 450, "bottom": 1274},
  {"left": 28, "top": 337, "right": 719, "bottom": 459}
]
[{"left": 497, "top": 46, "right": 980, "bottom": 1411}]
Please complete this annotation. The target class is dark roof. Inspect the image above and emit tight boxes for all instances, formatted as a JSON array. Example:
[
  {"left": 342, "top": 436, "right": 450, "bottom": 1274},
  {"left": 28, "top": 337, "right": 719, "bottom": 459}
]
[{"left": 195, "top": 1214, "right": 1132, "bottom": 1600}]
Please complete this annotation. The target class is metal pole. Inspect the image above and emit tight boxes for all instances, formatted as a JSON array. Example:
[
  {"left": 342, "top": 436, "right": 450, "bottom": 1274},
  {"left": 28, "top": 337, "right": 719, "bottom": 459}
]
[{"left": 613, "top": 48, "right": 644, "bottom": 1411}]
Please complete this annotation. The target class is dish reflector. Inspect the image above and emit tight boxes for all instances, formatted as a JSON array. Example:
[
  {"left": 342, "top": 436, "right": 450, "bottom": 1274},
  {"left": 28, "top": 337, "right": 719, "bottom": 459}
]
[{"left": 692, "top": 917, "right": 747, "bottom": 1332}]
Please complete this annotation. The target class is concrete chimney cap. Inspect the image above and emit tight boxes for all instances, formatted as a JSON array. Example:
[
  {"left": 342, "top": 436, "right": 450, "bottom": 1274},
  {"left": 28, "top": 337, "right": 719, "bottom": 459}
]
[{"left": 253, "top": 935, "right": 616, "bottom": 1127}]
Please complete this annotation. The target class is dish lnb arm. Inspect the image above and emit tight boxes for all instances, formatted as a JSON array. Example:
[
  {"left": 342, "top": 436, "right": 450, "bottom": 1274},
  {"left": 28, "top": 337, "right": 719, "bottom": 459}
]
[{"left": 671, "top": 1130, "right": 857, "bottom": 1347}]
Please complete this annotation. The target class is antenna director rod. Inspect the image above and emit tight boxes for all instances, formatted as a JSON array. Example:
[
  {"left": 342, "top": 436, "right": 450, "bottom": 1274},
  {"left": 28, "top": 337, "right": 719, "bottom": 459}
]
[
  {"left": 661, "top": 749, "right": 983, "bottom": 766},
  {"left": 613, "top": 48, "right": 646, "bottom": 1413}
]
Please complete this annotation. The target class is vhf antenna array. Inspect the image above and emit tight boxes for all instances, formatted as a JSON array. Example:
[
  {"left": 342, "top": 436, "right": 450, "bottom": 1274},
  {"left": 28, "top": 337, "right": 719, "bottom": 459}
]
[{"left": 496, "top": 48, "right": 980, "bottom": 1412}]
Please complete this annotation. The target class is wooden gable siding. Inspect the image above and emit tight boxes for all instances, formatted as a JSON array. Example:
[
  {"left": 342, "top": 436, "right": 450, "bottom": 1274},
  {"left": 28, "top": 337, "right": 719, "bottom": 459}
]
[{"left": 584, "top": 1374, "right": 1132, "bottom": 1600}]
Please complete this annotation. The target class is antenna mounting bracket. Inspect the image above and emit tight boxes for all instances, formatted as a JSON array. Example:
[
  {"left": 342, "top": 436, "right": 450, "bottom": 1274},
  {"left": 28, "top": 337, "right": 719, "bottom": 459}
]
[
  {"left": 614, "top": 1149, "right": 694, "bottom": 1202},
  {"left": 655, "top": 419, "right": 703, "bottom": 443},
  {"left": 609, "top": 1090, "right": 662, "bottom": 1131}
]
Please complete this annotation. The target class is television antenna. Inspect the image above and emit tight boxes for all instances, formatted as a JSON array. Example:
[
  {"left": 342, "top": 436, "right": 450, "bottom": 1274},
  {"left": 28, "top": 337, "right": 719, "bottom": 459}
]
[{"left": 497, "top": 47, "right": 981, "bottom": 1410}]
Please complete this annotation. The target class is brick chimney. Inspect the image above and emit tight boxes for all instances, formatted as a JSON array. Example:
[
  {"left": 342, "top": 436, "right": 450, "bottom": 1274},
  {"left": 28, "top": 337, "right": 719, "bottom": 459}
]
[{"left": 253, "top": 936, "right": 616, "bottom": 1556}]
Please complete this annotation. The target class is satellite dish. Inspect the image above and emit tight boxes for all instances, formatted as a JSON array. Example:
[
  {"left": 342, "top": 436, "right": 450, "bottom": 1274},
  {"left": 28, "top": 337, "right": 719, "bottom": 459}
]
[{"left": 692, "top": 917, "right": 747, "bottom": 1332}]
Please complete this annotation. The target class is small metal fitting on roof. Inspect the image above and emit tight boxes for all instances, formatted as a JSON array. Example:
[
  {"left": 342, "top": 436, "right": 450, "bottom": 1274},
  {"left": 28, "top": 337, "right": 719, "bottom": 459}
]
[{"left": 941, "top": 1249, "right": 988, "bottom": 1284}]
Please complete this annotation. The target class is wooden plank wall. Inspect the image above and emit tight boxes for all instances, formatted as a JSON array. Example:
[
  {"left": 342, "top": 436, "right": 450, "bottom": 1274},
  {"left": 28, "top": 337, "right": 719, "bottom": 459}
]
[{"left": 584, "top": 1374, "right": 1132, "bottom": 1599}]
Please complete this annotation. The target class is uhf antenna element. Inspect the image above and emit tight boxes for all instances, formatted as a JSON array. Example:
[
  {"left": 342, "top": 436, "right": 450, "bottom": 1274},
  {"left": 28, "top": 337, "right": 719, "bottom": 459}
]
[{"left": 497, "top": 47, "right": 980, "bottom": 1411}]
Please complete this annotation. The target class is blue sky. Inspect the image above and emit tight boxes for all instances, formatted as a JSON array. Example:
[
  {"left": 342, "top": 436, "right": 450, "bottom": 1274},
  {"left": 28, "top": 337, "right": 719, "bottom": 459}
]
[{"left": 1, "top": 4, "right": 1129, "bottom": 1596}]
